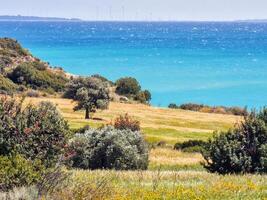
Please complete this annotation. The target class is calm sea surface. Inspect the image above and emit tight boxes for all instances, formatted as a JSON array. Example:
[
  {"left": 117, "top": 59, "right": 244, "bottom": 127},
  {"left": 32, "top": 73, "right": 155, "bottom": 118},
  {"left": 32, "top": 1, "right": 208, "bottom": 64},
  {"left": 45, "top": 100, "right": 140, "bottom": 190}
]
[{"left": 0, "top": 21, "right": 267, "bottom": 108}]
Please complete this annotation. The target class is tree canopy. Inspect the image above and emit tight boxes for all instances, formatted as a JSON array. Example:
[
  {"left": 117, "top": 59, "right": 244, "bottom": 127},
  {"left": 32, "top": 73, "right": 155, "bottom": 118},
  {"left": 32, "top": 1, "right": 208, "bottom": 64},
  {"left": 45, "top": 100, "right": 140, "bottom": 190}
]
[{"left": 65, "top": 76, "right": 110, "bottom": 119}]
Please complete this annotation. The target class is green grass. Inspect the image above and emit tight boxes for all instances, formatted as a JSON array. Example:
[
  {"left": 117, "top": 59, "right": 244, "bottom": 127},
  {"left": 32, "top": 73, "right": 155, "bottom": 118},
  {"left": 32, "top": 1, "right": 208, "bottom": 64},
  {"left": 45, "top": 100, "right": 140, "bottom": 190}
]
[
  {"left": 25, "top": 97, "right": 241, "bottom": 145},
  {"left": 143, "top": 127, "right": 211, "bottom": 144},
  {"left": 50, "top": 170, "right": 267, "bottom": 200}
]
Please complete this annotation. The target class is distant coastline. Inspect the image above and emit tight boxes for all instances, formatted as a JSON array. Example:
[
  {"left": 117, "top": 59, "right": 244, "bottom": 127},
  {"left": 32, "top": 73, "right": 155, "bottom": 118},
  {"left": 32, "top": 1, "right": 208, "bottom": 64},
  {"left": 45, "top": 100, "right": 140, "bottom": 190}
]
[
  {"left": 0, "top": 15, "right": 82, "bottom": 22},
  {"left": 1, "top": 15, "right": 267, "bottom": 23}
]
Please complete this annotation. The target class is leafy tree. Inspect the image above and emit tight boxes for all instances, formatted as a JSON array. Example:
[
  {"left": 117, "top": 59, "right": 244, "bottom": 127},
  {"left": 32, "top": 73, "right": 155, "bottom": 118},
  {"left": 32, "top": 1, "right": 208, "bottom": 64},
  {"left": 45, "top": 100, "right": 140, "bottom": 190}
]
[
  {"left": 65, "top": 77, "right": 110, "bottom": 119},
  {"left": 115, "top": 77, "right": 141, "bottom": 96},
  {"left": 203, "top": 108, "right": 267, "bottom": 174},
  {"left": 66, "top": 126, "right": 149, "bottom": 170}
]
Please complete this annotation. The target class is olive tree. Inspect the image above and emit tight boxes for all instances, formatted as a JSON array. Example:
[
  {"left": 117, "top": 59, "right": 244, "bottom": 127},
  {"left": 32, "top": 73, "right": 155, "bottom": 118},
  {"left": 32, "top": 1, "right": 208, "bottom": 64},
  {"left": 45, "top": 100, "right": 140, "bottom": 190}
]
[
  {"left": 65, "top": 76, "right": 110, "bottom": 119},
  {"left": 66, "top": 126, "right": 149, "bottom": 170}
]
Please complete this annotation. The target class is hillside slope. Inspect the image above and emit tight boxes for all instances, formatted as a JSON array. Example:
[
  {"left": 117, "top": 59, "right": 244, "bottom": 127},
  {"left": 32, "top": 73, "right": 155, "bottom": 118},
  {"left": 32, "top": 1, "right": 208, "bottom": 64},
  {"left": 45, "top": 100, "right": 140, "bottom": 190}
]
[{"left": 25, "top": 97, "right": 241, "bottom": 144}]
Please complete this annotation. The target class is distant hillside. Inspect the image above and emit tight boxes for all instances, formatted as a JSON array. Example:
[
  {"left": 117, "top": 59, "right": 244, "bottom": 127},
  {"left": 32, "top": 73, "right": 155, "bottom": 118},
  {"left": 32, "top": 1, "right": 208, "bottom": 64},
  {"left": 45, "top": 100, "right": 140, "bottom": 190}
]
[
  {"left": 236, "top": 19, "right": 267, "bottom": 23},
  {"left": 0, "top": 38, "right": 69, "bottom": 94},
  {"left": 0, "top": 15, "right": 82, "bottom": 21}
]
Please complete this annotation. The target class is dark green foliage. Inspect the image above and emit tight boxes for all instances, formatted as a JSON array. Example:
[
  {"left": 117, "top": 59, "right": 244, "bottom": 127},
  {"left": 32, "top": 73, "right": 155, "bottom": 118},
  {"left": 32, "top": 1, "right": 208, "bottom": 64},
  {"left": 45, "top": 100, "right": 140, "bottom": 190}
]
[
  {"left": 174, "top": 140, "right": 208, "bottom": 153},
  {"left": 67, "top": 126, "right": 149, "bottom": 170},
  {"left": 168, "top": 103, "right": 178, "bottom": 109},
  {"left": 168, "top": 103, "right": 247, "bottom": 116},
  {"left": 65, "top": 76, "right": 110, "bottom": 119},
  {"left": 203, "top": 108, "right": 267, "bottom": 174},
  {"left": 0, "top": 154, "right": 44, "bottom": 191},
  {"left": 0, "top": 74, "right": 18, "bottom": 94},
  {"left": 135, "top": 90, "right": 152, "bottom": 104},
  {"left": 9, "top": 62, "right": 68, "bottom": 92},
  {"left": 143, "top": 90, "right": 152, "bottom": 102},
  {"left": 115, "top": 77, "right": 152, "bottom": 104},
  {"left": 0, "top": 97, "right": 69, "bottom": 167},
  {"left": 115, "top": 77, "right": 141, "bottom": 96}
]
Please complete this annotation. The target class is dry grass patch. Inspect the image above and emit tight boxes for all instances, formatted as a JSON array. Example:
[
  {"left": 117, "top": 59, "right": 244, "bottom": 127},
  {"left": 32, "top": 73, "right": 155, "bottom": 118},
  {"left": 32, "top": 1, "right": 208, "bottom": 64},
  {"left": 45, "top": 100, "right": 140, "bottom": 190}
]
[{"left": 24, "top": 97, "right": 241, "bottom": 144}]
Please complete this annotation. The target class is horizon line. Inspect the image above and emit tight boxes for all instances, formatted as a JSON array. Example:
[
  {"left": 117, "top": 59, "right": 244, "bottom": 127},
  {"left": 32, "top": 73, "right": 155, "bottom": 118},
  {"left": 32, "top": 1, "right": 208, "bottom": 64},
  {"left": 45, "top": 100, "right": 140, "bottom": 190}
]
[{"left": 1, "top": 15, "right": 267, "bottom": 23}]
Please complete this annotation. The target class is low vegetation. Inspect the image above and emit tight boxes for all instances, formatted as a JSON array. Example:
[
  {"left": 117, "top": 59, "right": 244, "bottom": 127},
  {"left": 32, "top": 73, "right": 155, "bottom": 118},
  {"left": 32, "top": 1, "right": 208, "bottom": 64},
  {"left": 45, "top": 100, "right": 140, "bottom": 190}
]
[
  {"left": 0, "top": 74, "right": 18, "bottom": 94},
  {"left": 9, "top": 62, "right": 68, "bottom": 92},
  {"left": 203, "top": 108, "right": 267, "bottom": 174},
  {"left": 169, "top": 103, "right": 248, "bottom": 116},
  {"left": 174, "top": 140, "right": 208, "bottom": 153},
  {"left": 113, "top": 113, "right": 141, "bottom": 131}
]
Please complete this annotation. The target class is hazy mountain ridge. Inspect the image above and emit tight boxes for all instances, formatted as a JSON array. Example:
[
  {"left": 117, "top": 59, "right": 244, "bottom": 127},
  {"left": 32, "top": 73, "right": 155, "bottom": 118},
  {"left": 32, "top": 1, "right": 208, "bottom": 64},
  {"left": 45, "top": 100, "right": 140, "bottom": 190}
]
[{"left": 0, "top": 15, "right": 82, "bottom": 21}]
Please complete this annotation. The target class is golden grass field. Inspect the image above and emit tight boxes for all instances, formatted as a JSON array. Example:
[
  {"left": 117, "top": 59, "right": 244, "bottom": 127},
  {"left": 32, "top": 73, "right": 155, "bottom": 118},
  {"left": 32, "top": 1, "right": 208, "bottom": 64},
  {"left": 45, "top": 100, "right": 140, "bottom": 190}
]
[
  {"left": 24, "top": 97, "right": 241, "bottom": 144},
  {"left": 21, "top": 97, "right": 267, "bottom": 200}
]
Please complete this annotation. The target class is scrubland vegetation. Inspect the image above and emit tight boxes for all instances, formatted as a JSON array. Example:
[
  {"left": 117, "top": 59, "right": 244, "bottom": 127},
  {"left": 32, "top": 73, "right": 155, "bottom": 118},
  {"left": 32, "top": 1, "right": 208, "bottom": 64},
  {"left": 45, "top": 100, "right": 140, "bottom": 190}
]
[
  {"left": 0, "top": 38, "right": 267, "bottom": 199},
  {"left": 169, "top": 103, "right": 248, "bottom": 116}
]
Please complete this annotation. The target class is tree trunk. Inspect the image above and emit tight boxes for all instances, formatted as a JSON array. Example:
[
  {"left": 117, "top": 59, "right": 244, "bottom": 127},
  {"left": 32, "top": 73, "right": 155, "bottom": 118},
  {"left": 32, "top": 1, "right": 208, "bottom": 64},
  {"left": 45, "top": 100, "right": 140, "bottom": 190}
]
[{"left": 85, "top": 108, "right": 90, "bottom": 119}]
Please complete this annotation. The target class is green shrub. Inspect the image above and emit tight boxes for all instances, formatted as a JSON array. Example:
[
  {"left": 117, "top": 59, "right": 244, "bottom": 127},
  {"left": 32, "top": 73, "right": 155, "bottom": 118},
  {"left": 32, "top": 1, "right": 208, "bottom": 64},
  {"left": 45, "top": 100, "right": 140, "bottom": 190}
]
[
  {"left": 0, "top": 75, "right": 18, "bottom": 94},
  {"left": 113, "top": 113, "right": 140, "bottom": 131},
  {"left": 203, "top": 109, "right": 267, "bottom": 174},
  {"left": 0, "top": 38, "right": 29, "bottom": 57},
  {"left": 168, "top": 103, "right": 247, "bottom": 116},
  {"left": 168, "top": 103, "right": 179, "bottom": 109},
  {"left": 0, "top": 97, "right": 69, "bottom": 167},
  {"left": 67, "top": 126, "right": 148, "bottom": 170},
  {"left": 0, "top": 154, "right": 44, "bottom": 191},
  {"left": 135, "top": 90, "right": 152, "bottom": 104},
  {"left": 9, "top": 62, "right": 68, "bottom": 92},
  {"left": 174, "top": 140, "right": 207, "bottom": 153},
  {"left": 115, "top": 77, "right": 141, "bottom": 96}
]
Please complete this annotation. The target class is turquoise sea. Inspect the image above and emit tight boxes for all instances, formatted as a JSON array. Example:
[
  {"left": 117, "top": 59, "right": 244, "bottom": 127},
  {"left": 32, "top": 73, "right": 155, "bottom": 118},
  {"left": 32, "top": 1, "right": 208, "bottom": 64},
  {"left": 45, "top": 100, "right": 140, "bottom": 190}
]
[{"left": 0, "top": 21, "right": 267, "bottom": 108}]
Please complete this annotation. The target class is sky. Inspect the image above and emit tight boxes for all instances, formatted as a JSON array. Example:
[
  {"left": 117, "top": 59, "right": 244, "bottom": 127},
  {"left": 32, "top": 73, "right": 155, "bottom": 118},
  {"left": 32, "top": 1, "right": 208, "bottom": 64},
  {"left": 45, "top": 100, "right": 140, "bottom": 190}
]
[{"left": 1, "top": 0, "right": 267, "bottom": 21}]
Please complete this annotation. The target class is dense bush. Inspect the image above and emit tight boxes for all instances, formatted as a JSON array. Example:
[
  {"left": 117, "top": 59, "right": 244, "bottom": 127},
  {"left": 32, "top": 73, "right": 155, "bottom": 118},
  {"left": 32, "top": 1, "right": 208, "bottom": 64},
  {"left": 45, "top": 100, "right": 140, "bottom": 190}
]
[
  {"left": 115, "top": 77, "right": 141, "bottom": 96},
  {"left": 0, "top": 74, "right": 18, "bottom": 94},
  {"left": 115, "top": 77, "right": 152, "bottom": 104},
  {"left": 203, "top": 108, "right": 267, "bottom": 174},
  {"left": 9, "top": 62, "right": 68, "bottom": 92},
  {"left": 0, "top": 97, "right": 69, "bottom": 167},
  {"left": 67, "top": 126, "right": 148, "bottom": 170},
  {"left": 113, "top": 113, "right": 140, "bottom": 131},
  {"left": 65, "top": 76, "right": 110, "bottom": 119},
  {"left": 0, "top": 154, "right": 44, "bottom": 191},
  {"left": 168, "top": 103, "right": 247, "bottom": 116},
  {"left": 135, "top": 90, "right": 152, "bottom": 104},
  {"left": 174, "top": 140, "right": 207, "bottom": 153}
]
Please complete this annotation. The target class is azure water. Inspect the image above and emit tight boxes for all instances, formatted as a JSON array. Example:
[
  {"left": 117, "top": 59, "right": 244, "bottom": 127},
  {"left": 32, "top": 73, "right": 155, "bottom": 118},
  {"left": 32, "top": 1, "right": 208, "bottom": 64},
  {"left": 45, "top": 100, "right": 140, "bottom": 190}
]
[{"left": 0, "top": 21, "right": 267, "bottom": 108}]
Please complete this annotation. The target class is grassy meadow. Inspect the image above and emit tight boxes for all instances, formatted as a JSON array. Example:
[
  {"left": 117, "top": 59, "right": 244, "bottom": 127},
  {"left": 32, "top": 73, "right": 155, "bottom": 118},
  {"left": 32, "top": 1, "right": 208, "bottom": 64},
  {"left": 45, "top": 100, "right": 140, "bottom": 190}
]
[
  {"left": 22, "top": 97, "right": 267, "bottom": 200},
  {"left": 24, "top": 97, "right": 241, "bottom": 144}
]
